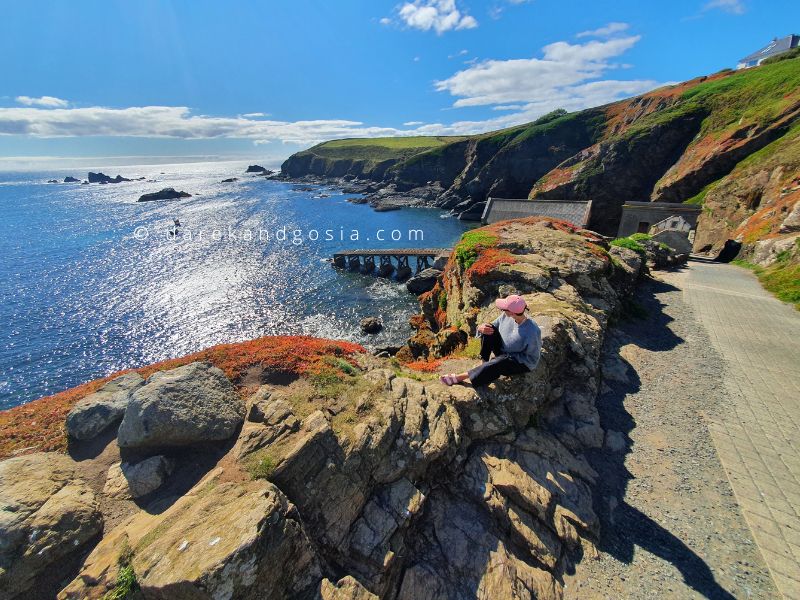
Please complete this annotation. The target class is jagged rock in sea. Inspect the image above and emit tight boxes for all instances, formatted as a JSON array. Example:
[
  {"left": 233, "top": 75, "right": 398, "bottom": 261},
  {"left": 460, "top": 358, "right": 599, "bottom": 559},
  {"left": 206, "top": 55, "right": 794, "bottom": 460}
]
[
  {"left": 221, "top": 177, "right": 238, "bottom": 183},
  {"left": 136, "top": 187, "right": 192, "bottom": 202},
  {"left": 360, "top": 317, "right": 383, "bottom": 334},
  {"left": 246, "top": 164, "right": 269, "bottom": 173},
  {"left": 0, "top": 217, "right": 645, "bottom": 600},
  {"left": 88, "top": 172, "right": 132, "bottom": 184},
  {"left": 63, "top": 176, "right": 80, "bottom": 183}
]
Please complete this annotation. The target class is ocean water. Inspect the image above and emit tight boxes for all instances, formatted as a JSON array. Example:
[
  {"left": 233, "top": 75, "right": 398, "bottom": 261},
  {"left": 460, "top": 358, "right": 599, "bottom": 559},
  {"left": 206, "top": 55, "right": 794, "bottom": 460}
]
[{"left": 0, "top": 160, "right": 471, "bottom": 409}]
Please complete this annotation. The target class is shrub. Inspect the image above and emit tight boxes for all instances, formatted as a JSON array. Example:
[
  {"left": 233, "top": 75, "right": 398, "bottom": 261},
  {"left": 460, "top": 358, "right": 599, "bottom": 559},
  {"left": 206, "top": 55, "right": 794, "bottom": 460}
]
[
  {"left": 250, "top": 454, "right": 276, "bottom": 480},
  {"left": 610, "top": 237, "right": 646, "bottom": 255},
  {"left": 629, "top": 233, "right": 652, "bottom": 241},
  {"left": 103, "top": 562, "right": 138, "bottom": 600}
]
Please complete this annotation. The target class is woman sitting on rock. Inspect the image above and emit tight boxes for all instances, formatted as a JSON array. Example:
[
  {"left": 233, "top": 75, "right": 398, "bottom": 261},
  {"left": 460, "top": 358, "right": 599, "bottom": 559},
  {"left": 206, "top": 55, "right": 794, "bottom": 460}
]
[{"left": 440, "top": 294, "right": 541, "bottom": 388}]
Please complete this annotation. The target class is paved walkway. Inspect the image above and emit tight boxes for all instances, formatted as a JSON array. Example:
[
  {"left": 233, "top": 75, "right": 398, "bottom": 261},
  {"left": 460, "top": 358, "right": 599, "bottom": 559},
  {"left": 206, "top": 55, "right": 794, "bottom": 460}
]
[{"left": 682, "top": 259, "right": 800, "bottom": 599}]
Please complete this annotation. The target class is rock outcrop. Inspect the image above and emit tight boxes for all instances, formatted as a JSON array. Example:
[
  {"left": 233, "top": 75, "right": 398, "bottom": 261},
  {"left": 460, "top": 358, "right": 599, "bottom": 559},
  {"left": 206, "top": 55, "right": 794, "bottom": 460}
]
[
  {"left": 0, "top": 453, "right": 102, "bottom": 598},
  {"left": 1, "top": 219, "right": 645, "bottom": 600}
]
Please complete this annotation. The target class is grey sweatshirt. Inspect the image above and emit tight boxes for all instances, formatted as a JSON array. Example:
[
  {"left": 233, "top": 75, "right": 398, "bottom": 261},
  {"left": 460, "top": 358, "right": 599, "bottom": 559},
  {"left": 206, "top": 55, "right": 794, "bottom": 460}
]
[{"left": 475, "top": 313, "right": 542, "bottom": 370}]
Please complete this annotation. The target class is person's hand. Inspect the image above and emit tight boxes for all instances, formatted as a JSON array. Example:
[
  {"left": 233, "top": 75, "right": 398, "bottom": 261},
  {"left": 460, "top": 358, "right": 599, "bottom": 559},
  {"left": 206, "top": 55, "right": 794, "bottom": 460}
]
[{"left": 478, "top": 323, "right": 494, "bottom": 335}]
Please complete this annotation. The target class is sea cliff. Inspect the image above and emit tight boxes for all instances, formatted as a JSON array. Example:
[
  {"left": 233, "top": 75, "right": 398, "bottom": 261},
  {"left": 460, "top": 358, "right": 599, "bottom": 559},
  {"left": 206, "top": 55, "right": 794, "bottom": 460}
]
[
  {"left": 280, "top": 56, "right": 800, "bottom": 258},
  {"left": 0, "top": 217, "right": 646, "bottom": 600}
]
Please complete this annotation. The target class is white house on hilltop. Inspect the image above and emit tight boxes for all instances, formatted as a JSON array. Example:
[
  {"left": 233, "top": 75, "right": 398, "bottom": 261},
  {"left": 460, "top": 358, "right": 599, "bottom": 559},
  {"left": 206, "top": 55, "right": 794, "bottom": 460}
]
[{"left": 737, "top": 34, "right": 799, "bottom": 69}]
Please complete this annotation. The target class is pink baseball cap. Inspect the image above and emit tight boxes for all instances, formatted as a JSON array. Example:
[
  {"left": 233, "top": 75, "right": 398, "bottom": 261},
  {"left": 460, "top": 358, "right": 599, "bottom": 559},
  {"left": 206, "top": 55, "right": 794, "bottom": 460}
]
[{"left": 496, "top": 294, "right": 527, "bottom": 314}]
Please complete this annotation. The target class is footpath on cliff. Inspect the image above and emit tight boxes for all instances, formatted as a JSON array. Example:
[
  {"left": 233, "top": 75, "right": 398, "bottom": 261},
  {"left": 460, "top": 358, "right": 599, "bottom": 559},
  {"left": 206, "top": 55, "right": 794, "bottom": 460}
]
[{"left": 562, "top": 258, "right": 800, "bottom": 599}]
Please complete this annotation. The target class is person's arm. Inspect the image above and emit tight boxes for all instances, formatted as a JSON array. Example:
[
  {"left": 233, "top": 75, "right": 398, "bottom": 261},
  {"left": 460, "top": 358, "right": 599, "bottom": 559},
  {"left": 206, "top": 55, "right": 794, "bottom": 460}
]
[
  {"left": 524, "top": 324, "right": 542, "bottom": 369},
  {"left": 476, "top": 315, "right": 502, "bottom": 338}
]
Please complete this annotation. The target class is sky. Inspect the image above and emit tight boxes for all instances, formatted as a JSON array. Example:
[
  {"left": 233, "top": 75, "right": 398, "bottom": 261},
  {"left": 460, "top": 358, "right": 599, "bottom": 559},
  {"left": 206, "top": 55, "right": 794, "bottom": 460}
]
[{"left": 1, "top": 0, "right": 798, "bottom": 169}]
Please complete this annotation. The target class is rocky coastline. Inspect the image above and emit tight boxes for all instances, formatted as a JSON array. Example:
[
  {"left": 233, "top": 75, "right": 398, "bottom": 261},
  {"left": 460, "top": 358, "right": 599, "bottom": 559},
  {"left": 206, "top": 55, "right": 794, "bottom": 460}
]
[{"left": 0, "top": 216, "right": 659, "bottom": 599}]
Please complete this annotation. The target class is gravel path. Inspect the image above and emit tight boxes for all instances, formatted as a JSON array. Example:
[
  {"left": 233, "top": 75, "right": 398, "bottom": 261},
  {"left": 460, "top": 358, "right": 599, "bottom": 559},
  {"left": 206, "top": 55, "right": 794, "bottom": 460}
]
[{"left": 563, "top": 268, "right": 779, "bottom": 599}]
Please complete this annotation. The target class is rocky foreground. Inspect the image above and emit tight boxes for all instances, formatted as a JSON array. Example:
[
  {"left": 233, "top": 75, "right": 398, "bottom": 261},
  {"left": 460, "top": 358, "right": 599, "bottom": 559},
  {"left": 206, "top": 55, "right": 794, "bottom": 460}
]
[{"left": 0, "top": 218, "right": 657, "bottom": 599}]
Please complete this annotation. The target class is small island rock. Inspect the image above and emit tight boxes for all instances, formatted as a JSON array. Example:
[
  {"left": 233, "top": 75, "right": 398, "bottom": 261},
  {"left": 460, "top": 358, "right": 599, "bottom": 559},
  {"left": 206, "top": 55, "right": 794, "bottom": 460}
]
[{"left": 137, "top": 187, "right": 192, "bottom": 202}]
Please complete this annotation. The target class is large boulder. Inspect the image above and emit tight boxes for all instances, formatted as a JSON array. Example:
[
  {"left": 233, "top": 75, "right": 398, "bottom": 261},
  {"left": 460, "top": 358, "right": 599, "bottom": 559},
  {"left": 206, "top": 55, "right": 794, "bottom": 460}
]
[
  {"left": 0, "top": 453, "right": 102, "bottom": 598},
  {"left": 61, "top": 478, "right": 321, "bottom": 599},
  {"left": 65, "top": 373, "right": 144, "bottom": 440},
  {"left": 117, "top": 361, "right": 244, "bottom": 449}
]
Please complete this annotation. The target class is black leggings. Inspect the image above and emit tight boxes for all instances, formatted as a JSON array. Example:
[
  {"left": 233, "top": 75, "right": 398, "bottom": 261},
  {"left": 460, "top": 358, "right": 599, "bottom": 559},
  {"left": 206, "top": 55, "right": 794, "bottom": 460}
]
[{"left": 467, "top": 332, "right": 530, "bottom": 387}]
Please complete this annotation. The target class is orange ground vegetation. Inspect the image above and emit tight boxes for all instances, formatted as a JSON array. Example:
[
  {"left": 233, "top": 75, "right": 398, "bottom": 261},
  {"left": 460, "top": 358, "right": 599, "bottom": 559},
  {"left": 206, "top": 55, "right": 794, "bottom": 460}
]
[
  {"left": 0, "top": 335, "right": 366, "bottom": 459},
  {"left": 736, "top": 191, "right": 800, "bottom": 243},
  {"left": 530, "top": 164, "right": 581, "bottom": 193},
  {"left": 603, "top": 71, "right": 732, "bottom": 136},
  {"left": 465, "top": 248, "right": 518, "bottom": 277},
  {"left": 404, "top": 358, "right": 443, "bottom": 372}
]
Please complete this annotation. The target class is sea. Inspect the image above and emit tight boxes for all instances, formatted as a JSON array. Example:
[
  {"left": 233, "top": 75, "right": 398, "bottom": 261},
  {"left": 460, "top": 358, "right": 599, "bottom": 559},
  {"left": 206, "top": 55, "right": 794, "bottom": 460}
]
[{"left": 0, "top": 160, "right": 472, "bottom": 410}]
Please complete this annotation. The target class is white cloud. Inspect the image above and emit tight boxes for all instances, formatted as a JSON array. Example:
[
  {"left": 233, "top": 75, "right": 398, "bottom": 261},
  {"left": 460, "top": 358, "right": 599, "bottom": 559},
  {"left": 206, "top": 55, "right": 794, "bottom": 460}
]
[
  {"left": 15, "top": 95, "right": 69, "bottom": 108},
  {"left": 0, "top": 105, "right": 419, "bottom": 146},
  {"left": 576, "top": 22, "right": 630, "bottom": 38},
  {"left": 435, "top": 35, "right": 656, "bottom": 109},
  {"left": 396, "top": 0, "right": 478, "bottom": 35},
  {"left": 242, "top": 112, "right": 269, "bottom": 118},
  {"left": 403, "top": 121, "right": 424, "bottom": 126},
  {"left": 703, "top": 0, "right": 745, "bottom": 14},
  {"left": 379, "top": 17, "right": 392, "bottom": 25}
]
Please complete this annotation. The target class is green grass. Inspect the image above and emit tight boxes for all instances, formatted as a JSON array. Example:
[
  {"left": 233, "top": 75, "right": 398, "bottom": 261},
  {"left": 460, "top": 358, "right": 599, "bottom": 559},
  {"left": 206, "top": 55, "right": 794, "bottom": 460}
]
[
  {"left": 684, "top": 178, "right": 723, "bottom": 205},
  {"left": 454, "top": 230, "right": 499, "bottom": 270},
  {"left": 680, "top": 56, "right": 800, "bottom": 135},
  {"left": 629, "top": 233, "right": 652, "bottom": 242},
  {"left": 250, "top": 454, "right": 277, "bottom": 480},
  {"left": 321, "top": 136, "right": 466, "bottom": 150},
  {"left": 610, "top": 236, "right": 646, "bottom": 256},
  {"left": 732, "top": 253, "right": 800, "bottom": 310},
  {"left": 761, "top": 47, "right": 800, "bottom": 66}
]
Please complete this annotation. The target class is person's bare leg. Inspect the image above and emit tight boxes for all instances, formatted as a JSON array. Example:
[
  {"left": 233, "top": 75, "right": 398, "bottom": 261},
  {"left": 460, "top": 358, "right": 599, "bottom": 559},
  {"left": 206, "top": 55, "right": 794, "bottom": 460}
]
[{"left": 453, "top": 372, "right": 470, "bottom": 383}]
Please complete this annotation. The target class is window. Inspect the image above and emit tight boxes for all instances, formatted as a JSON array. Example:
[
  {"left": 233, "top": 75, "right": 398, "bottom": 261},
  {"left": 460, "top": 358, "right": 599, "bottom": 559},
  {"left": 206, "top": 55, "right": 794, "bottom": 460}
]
[{"left": 637, "top": 221, "right": 650, "bottom": 233}]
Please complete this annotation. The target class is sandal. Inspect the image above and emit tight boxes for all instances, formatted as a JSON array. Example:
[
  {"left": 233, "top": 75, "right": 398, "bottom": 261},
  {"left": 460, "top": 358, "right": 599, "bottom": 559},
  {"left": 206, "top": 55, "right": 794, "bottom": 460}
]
[{"left": 439, "top": 373, "right": 459, "bottom": 386}]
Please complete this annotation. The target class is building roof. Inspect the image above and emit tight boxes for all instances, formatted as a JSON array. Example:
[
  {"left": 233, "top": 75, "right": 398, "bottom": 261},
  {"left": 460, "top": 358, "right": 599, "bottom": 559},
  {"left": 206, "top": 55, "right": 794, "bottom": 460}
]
[
  {"left": 482, "top": 198, "right": 592, "bottom": 227},
  {"left": 739, "top": 34, "right": 799, "bottom": 63},
  {"left": 621, "top": 201, "right": 702, "bottom": 213}
]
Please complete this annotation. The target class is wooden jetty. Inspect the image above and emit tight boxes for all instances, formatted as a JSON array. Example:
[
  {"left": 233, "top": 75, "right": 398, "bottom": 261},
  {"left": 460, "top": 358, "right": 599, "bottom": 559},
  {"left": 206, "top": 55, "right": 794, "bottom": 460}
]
[{"left": 332, "top": 248, "right": 451, "bottom": 279}]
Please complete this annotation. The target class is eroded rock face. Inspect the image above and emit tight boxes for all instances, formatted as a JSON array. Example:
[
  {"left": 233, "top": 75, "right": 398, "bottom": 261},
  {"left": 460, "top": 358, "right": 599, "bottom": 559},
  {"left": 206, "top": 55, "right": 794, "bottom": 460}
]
[
  {"left": 117, "top": 361, "right": 245, "bottom": 449},
  {"left": 65, "top": 372, "right": 144, "bottom": 440},
  {"left": 61, "top": 476, "right": 320, "bottom": 599},
  {"left": 0, "top": 453, "right": 102, "bottom": 598},
  {"left": 53, "top": 221, "right": 642, "bottom": 600}
]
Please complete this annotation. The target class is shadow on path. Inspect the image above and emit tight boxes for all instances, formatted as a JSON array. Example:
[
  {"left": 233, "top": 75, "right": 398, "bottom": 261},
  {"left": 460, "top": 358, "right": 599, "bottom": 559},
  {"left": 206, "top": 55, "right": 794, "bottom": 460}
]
[{"left": 585, "top": 274, "right": 736, "bottom": 600}]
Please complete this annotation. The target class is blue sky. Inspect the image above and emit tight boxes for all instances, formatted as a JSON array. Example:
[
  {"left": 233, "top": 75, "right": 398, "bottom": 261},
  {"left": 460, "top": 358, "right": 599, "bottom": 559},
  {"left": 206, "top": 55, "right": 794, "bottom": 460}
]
[{"left": 1, "top": 0, "right": 798, "bottom": 168}]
